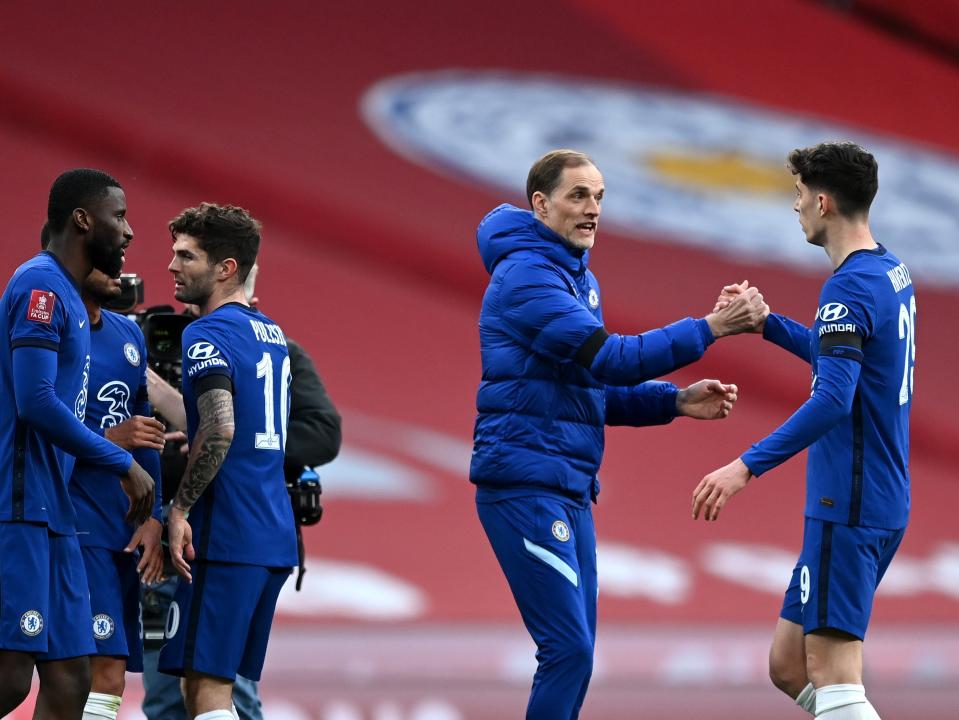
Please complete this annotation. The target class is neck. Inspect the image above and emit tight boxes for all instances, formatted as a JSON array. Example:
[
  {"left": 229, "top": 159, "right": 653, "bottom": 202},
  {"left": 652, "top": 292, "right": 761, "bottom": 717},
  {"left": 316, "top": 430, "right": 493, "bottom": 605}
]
[
  {"left": 823, "top": 217, "right": 877, "bottom": 270},
  {"left": 199, "top": 285, "right": 248, "bottom": 317},
  {"left": 82, "top": 293, "right": 102, "bottom": 325},
  {"left": 45, "top": 235, "right": 92, "bottom": 285}
]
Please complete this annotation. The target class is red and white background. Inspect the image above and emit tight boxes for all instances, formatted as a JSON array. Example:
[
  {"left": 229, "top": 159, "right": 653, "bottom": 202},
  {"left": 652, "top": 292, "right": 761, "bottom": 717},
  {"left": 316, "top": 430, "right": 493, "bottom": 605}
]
[{"left": 1, "top": 2, "right": 956, "bottom": 718}]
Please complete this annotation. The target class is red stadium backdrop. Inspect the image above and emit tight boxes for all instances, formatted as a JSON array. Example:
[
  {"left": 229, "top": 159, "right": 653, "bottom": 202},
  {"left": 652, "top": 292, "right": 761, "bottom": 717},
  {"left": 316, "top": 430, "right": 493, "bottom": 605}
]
[{"left": 1, "top": 1, "right": 957, "bottom": 718}]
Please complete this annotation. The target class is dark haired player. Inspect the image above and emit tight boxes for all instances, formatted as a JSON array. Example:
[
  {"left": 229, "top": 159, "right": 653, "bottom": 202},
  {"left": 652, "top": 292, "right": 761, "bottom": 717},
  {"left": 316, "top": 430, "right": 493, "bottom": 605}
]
[
  {"left": 693, "top": 142, "right": 915, "bottom": 720},
  {"left": 0, "top": 169, "right": 154, "bottom": 719},
  {"left": 158, "top": 204, "right": 296, "bottom": 720},
  {"left": 71, "top": 266, "right": 166, "bottom": 720}
]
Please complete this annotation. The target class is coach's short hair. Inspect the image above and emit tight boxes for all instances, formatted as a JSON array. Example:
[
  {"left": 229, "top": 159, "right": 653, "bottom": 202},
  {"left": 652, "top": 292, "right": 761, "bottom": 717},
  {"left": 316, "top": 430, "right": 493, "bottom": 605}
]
[
  {"left": 526, "top": 149, "right": 595, "bottom": 207},
  {"left": 169, "top": 203, "right": 261, "bottom": 283},
  {"left": 787, "top": 142, "right": 878, "bottom": 218},
  {"left": 47, "top": 168, "right": 122, "bottom": 233}
]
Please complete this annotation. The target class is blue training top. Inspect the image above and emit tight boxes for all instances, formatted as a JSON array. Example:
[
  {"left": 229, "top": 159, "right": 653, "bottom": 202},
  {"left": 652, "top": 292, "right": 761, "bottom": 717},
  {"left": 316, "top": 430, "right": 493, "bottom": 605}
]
[
  {"left": 181, "top": 302, "right": 297, "bottom": 567},
  {"left": 742, "top": 245, "right": 914, "bottom": 530},
  {"left": 0, "top": 252, "right": 131, "bottom": 534},
  {"left": 71, "top": 309, "right": 162, "bottom": 550}
]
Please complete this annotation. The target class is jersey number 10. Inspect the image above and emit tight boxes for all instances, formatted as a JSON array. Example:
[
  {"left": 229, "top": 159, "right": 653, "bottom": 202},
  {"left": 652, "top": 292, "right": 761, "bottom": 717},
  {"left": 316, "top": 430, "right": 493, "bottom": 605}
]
[
  {"left": 898, "top": 297, "right": 917, "bottom": 406},
  {"left": 255, "top": 351, "right": 292, "bottom": 450}
]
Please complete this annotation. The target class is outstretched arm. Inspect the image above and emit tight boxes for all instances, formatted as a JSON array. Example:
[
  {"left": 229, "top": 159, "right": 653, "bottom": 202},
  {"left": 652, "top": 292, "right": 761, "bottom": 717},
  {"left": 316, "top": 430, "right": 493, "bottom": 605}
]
[
  {"left": 714, "top": 281, "right": 811, "bottom": 363},
  {"left": 691, "top": 355, "right": 859, "bottom": 521},
  {"left": 606, "top": 379, "right": 737, "bottom": 426}
]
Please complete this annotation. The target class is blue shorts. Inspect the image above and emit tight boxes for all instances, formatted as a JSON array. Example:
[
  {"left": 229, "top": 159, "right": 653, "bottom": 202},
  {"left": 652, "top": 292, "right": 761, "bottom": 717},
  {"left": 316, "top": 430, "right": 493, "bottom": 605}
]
[
  {"left": 83, "top": 546, "right": 144, "bottom": 672},
  {"left": 158, "top": 561, "right": 290, "bottom": 681},
  {"left": 0, "top": 522, "right": 96, "bottom": 660},
  {"left": 780, "top": 517, "right": 905, "bottom": 640}
]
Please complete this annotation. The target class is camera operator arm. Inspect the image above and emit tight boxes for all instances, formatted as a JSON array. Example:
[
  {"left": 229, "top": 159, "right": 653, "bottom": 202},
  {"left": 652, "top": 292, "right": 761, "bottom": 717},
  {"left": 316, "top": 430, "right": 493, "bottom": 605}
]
[{"left": 146, "top": 367, "right": 187, "bottom": 432}]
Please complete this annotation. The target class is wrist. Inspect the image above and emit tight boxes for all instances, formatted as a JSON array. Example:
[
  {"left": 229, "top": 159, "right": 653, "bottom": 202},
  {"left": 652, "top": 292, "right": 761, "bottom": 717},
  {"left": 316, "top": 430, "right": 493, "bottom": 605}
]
[
  {"left": 704, "top": 314, "right": 727, "bottom": 339},
  {"left": 170, "top": 503, "right": 190, "bottom": 518}
]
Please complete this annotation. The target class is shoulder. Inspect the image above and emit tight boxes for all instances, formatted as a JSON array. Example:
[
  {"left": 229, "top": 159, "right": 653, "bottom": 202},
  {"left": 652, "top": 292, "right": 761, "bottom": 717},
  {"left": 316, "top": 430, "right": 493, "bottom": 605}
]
[
  {"left": 497, "top": 252, "right": 573, "bottom": 291},
  {"left": 102, "top": 310, "right": 147, "bottom": 362},
  {"left": 103, "top": 309, "right": 144, "bottom": 338}
]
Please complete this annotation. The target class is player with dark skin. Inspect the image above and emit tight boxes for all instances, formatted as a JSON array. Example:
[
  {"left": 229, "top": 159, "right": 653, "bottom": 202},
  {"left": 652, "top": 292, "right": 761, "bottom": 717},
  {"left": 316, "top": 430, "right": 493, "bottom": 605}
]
[
  {"left": 0, "top": 182, "right": 154, "bottom": 720},
  {"left": 80, "top": 268, "right": 167, "bottom": 704}
]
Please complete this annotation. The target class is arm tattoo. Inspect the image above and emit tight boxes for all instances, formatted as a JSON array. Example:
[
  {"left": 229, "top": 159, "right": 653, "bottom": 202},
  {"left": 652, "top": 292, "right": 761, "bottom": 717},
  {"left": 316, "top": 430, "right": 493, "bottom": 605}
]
[{"left": 175, "top": 388, "right": 235, "bottom": 511}]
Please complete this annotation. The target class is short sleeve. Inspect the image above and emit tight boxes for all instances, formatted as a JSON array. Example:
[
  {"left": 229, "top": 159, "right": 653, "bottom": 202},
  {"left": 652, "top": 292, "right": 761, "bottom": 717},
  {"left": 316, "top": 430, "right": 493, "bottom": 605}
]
[{"left": 182, "top": 323, "right": 233, "bottom": 387}]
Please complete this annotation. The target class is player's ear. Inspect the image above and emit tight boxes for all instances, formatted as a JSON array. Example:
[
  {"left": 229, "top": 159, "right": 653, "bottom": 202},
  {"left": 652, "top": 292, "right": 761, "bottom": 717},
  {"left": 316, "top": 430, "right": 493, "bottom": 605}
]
[
  {"left": 73, "top": 208, "right": 91, "bottom": 232},
  {"left": 531, "top": 191, "right": 548, "bottom": 219},
  {"left": 219, "top": 257, "right": 239, "bottom": 281}
]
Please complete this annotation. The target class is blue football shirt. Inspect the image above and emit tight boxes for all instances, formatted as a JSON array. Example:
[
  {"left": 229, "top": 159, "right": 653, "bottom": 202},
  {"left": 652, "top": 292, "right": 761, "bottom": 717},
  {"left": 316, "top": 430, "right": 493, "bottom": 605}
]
[
  {"left": 0, "top": 252, "right": 91, "bottom": 534},
  {"left": 805, "top": 247, "right": 914, "bottom": 529},
  {"left": 180, "top": 302, "right": 297, "bottom": 567},
  {"left": 743, "top": 246, "right": 915, "bottom": 530},
  {"left": 71, "top": 310, "right": 161, "bottom": 550}
]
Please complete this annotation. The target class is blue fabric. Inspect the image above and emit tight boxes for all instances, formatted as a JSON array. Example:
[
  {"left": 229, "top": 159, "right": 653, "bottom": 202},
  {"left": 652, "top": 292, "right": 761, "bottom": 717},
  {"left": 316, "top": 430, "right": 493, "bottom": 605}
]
[
  {"left": 180, "top": 304, "right": 296, "bottom": 567},
  {"left": 477, "top": 494, "right": 597, "bottom": 719},
  {"left": 762, "top": 313, "right": 813, "bottom": 363},
  {"left": 0, "top": 252, "right": 130, "bottom": 533},
  {"left": 741, "top": 354, "right": 860, "bottom": 475},
  {"left": 745, "top": 246, "right": 913, "bottom": 530},
  {"left": 158, "top": 560, "right": 290, "bottom": 682},
  {"left": 71, "top": 310, "right": 161, "bottom": 550},
  {"left": 779, "top": 518, "right": 904, "bottom": 639},
  {"left": 605, "top": 381, "right": 679, "bottom": 427},
  {"left": 83, "top": 546, "right": 144, "bottom": 671},
  {"left": 470, "top": 204, "right": 711, "bottom": 501},
  {"left": 141, "top": 574, "right": 264, "bottom": 720}
]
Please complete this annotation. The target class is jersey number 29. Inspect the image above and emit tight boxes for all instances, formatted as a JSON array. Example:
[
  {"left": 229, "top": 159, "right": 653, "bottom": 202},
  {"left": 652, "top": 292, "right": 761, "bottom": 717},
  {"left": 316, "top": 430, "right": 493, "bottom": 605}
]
[
  {"left": 255, "top": 351, "right": 292, "bottom": 450},
  {"left": 898, "top": 297, "right": 917, "bottom": 406}
]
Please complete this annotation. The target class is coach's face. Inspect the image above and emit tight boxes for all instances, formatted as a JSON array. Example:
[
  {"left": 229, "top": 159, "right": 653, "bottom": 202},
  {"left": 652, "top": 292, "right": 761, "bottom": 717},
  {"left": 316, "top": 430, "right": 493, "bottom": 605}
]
[
  {"left": 168, "top": 233, "right": 216, "bottom": 305},
  {"left": 533, "top": 163, "right": 604, "bottom": 252},
  {"left": 84, "top": 187, "right": 133, "bottom": 278}
]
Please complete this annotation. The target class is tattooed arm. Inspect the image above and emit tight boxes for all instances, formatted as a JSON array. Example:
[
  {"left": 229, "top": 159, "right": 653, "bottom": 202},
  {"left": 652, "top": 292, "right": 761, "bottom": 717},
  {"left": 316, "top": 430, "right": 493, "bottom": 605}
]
[{"left": 168, "top": 387, "right": 236, "bottom": 581}]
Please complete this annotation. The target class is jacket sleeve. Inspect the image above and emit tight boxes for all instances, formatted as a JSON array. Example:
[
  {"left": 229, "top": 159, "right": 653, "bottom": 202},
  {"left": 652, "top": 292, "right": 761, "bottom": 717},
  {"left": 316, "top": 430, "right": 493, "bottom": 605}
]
[
  {"left": 284, "top": 339, "right": 342, "bottom": 479},
  {"left": 498, "top": 261, "right": 715, "bottom": 385},
  {"left": 605, "top": 381, "right": 679, "bottom": 427}
]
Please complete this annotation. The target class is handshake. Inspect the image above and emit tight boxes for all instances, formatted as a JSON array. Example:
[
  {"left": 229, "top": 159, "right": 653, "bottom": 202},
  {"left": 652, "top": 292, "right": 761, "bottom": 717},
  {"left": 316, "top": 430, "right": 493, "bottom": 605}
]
[{"left": 704, "top": 280, "right": 769, "bottom": 337}]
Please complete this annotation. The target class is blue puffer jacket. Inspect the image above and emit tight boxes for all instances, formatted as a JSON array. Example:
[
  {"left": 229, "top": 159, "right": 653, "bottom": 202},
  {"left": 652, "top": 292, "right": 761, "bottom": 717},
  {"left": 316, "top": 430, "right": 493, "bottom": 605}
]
[{"left": 469, "top": 204, "right": 715, "bottom": 502}]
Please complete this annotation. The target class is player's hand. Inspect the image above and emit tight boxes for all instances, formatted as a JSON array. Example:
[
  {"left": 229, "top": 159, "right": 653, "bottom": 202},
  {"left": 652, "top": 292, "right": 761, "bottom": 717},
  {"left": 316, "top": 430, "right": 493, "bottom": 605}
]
[
  {"left": 711, "top": 280, "right": 748, "bottom": 312},
  {"left": 167, "top": 506, "right": 195, "bottom": 583},
  {"left": 120, "top": 459, "right": 155, "bottom": 525},
  {"left": 676, "top": 380, "right": 738, "bottom": 420},
  {"left": 105, "top": 415, "right": 166, "bottom": 451},
  {"left": 125, "top": 517, "right": 164, "bottom": 585},
  {"left": 706, "top": 282, "right": 769, "bottom": 336},
  {"left": 692, "top": 458, "right": 752, "bottom": 521}
]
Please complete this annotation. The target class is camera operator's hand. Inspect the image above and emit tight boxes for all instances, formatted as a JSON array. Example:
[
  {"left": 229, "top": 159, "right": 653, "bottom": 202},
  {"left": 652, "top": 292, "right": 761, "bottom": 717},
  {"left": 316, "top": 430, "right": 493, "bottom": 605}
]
[
  {"left": 167, "top": 506, "right": 195, "bottom": 583},
  {"left": 120, "top": 459, "right": 155, "bottom": 525},
  {"left": 125, "top": 517, "right": 164, "bottom": 585},
  {"left": 106, "top": 415, "right": 166, "bottom": 451}
]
